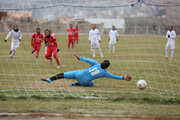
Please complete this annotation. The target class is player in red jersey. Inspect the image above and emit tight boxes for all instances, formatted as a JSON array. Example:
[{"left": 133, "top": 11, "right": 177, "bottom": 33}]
[
  {"left": 67, "top": 24, "right": 75, "bottom": 51},
  {"left": 74, "top": 24, "right": 79, "bottom": 45},
  {"left": 31, "top": 28, "right": 43, "bottom": 58},
  {"left": 44, "top": 29, "right": 61, "bottom": 69}
]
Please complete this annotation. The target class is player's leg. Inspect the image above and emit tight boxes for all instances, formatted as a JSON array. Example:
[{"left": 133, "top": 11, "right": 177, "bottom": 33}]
[
  {"left": 52, "top": 49, "right": 60, "bottom": 68},
  {"left": 32, "top": 44, "right": 37, "bottom": 54},
  {"left": 165, "top": 42, "right": 169, "bottom": 59},
  {"left": 171, "top": 49, "right": 174, "bottom": 58},
  {"left": 113, "top": 44, "right": 116, "bottom": 52},
  {"left": 10, "top": 41, "right": 16, "bottom": 58},
  {"left": 71, "top": 40, "right": 74, "bottom": 50},
  {"left": 36, "top": 45, "right": 41, "bottom": 58},
  {"left": 68, "top": 39, "right": 70, "bottom": 51},
  {"left": 91, "top": 47, "right": 96, "bottom": 57},
  {"left": 98, "top": 47, "right": 103, "bottom": 57},
  {"left": 170, "top": 42, "right": 175, "bottom": 58},
  {"left": 109, "top": 44, "right": 111, "bottom": 51},
  {"left": 45, "top": 49, "right": 52, "bottom": 64},
  {"left": 41, "top": 71, "right": 77, "bottom": 83}
]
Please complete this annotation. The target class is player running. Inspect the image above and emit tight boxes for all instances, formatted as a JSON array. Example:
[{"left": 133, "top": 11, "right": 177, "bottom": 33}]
[
  {"left": 44, "top": 29, "right": 61, "bottom": 69},
  {"left": 165, "top": 25, "right": 176, "bottom": 59},
  {"left": 67, "top": 24, "right": 75, "bottom": 51},
  {"left": 41, "top": 55, "right": 132, "bottom": 86},
  {"left": 5, "top": 24, "right": 22, "bottom": 58},
  {"left": 31, "top": 28, "right": 43, "bottom": 58},
  {"left": 89, "top": 24, "right": 103, "bottom": 57},
  {"left": 74, "top": 24, "right": 79, "bottom": 45},
  {"left": 109, "top": 25, "right": 118, "bottom": 52}
]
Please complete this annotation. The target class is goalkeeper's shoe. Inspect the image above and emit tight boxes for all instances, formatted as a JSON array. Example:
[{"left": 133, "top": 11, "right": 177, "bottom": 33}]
[{"left": 41, "top": 78, "right": 51, "bottom": 83}]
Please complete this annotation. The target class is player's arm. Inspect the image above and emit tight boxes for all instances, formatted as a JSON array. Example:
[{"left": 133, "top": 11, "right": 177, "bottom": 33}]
[
  {"left": 108, "top": 31, "right": 111, "bottom": 41},
  {"left": 31, "top": 34, "right": 35, "bottom": 46},
  {"left": 75, "top": 55, "right": 98, "bottom": 65},
  {"left": 88, "top": 30, "right": 91, "bottom": 43},
  {"left": 5, "top": 30, "right": 13, "bottom": 42},
  {"left": 41, "top": 34, "right": 44, "bottom": 42},
  {"left": 44, "top": 37, "right": 48, "bottom": 46},
  {"left": 116, "top": 31, "right": 118, "bottom": 41},
  {"left": 170, "top": 31, "right": 176, "bottom": 39},
  {"left": 52, "top": 35, "right": 57, "bottom": 47},
  {"left": 104, "top": 71, "right": 132, "bottom": 81},
  {"left": 98, "top": 30, "right": 101, "bottom": 42},
  {"left": 166, "top": 31, "right": 169, "bottom": 38},
  {"left": 19, "top": 30, "right": 22, "bottom": 41}
]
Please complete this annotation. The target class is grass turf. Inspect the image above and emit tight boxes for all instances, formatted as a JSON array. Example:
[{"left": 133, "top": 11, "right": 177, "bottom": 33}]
[{"left": 0, "top": 34, "right": 180, "bottom": 114}]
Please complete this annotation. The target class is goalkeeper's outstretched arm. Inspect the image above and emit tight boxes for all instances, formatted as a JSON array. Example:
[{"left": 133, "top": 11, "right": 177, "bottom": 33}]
[
  {"left": 105, "top": 71, "right": 132, "bottom": 81},
  {"left": 74, "top": 55, "right": 98, "bottom": 66}
]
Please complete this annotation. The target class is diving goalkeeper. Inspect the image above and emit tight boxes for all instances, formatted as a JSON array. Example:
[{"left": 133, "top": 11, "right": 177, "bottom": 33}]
[{"left": 41, "top": 55, "right": 132, "bottom": 86}]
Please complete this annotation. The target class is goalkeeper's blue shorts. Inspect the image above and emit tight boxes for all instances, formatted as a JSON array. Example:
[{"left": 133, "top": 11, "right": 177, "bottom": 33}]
[{"left": 64, "top": 70, "right": 94, "bottom": 86}]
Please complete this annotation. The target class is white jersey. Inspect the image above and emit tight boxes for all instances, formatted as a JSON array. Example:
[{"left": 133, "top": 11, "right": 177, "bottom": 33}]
[
  {"left": 6, "top": 30, "right": 22, "bottom": 50},
  {"left": 6, "top": 30, "right": 22, "bottom": 41},
  {"left": 88, "top": 29, "right": 101, "bottom": 48},
  {"left": 166, "top": 30, "right": 176, "bottom": 50},
  {"left": 109, "top": 29, "right": 118, "bottom": 45}
]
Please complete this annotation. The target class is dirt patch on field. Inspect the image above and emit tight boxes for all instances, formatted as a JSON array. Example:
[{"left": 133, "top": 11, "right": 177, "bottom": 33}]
[{"left": 0, "top": 113, "right": 180, "bottom": 120}]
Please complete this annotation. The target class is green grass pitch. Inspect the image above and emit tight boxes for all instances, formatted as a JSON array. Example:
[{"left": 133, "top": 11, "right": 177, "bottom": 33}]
[{"left": 0, "top": 34, "right": 180, "bottom": 115}]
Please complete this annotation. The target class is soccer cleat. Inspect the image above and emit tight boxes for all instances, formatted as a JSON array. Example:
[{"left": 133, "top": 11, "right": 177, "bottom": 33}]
[
  {"left": 41, "top": 78, "right": 51, "bottom": 83},
  {"left": 165, "top": 57, "right": 168, "bottom": 59},
  {"left": 56, "top": 66, "right": 61, "bottom": 69},
  {"left": 9, "top": 56, "right": 13, "bottom": 59}
]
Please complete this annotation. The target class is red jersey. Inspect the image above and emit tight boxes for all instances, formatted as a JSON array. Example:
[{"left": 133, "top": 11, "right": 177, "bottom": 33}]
[
  {"left": 74, "top": 28, "right": 79, "bottom": 38},
  {"left": 31, "top": 33, "right": 43, "bottom": 44},
  {"left": 44, "top": 34, "right": 57, "bottom": 49},
  {"left": 67, "top": 28, "right": 75, "bottom": 39}
]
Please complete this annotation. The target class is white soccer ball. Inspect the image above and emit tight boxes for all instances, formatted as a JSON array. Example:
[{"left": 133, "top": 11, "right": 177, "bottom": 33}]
[{"left": 137, "top": 80, "right": 147, "bottom": 90}]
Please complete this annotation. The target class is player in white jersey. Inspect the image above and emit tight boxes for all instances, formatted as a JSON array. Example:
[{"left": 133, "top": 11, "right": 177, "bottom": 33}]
[
  {"left": 5, "top": 24, "right": 22, "bottom": 58},
  {"left": 109, "top": 26, "right": 118, "bottom": 52},
  {"left": 88, "top": 24, "right": 103, "bottom": 57},
  {"left": 165, "top": 25, "right": 176, "bottom": 59}
]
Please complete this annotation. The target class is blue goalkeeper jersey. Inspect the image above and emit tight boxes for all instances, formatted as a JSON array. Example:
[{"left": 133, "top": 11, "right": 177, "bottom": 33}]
[{"left": 64, "top": 57, "right": 123, "bottom": 84}]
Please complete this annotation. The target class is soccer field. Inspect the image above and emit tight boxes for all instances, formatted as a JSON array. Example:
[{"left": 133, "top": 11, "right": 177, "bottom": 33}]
[{"left": 0, "top": 34, "right": 180, "bottom": 115}]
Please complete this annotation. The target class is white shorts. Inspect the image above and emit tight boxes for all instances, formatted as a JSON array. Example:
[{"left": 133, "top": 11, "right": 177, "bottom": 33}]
[
  {"left": 109, "top": 39, "right": 117, "bottom": 45},
  {"left": 91, "top": 41, "right": 100, "bottom": 48},
  {"left": 11, "top": 40, "right": 20, "bottom": 50},
  {"left": 166, "top": 41, "right": 175, "bottom": 50}
]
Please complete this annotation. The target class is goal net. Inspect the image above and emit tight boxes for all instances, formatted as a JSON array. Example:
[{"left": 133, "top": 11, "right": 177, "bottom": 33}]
[{"left": 0, "top": 0, "right": 180, "bottom": 100}]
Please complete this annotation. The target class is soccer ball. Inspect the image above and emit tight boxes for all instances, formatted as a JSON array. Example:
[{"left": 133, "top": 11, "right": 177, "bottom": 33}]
[{"left": 137, "top": 80, "right": 147, "bottom": 90}]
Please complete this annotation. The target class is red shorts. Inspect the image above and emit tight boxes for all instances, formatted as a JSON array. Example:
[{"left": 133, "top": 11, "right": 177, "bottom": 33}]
[
  {"left": 33, "top": 43, "right": 41, "bottom": 51},
  {"left": 74, "top": 34, "right": 78, "bottom": 39},
  {"left": 45, "top": 47, "right": 57, "bottom": 59}
]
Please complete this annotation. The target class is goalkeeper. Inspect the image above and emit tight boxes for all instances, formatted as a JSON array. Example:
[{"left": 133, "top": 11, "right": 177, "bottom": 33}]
[{"left": 41, "top": 55, "right": 132, "bottom": 86}]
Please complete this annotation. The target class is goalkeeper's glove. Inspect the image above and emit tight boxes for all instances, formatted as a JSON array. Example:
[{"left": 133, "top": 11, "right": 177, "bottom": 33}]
[
  {"left": 5, "top": 39, "right": 7, "bottom": 42},
  {"left": 74, "top": 54, "right": 80, "bottom": 60},
  {"left": 168, "top": 35, "right": 170, "bottom": 38},
  {"left": 19, "top": 39, "right": 21, "bottom": 42},
  {"left": 116, "top": 38, "right": 118, "bottom": 42},
  {"left": 123, "top": 75, "right": 132, "bottom": 81},
  {"left": 57, "top": 48, "right": 60, "bottom": 52}
]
